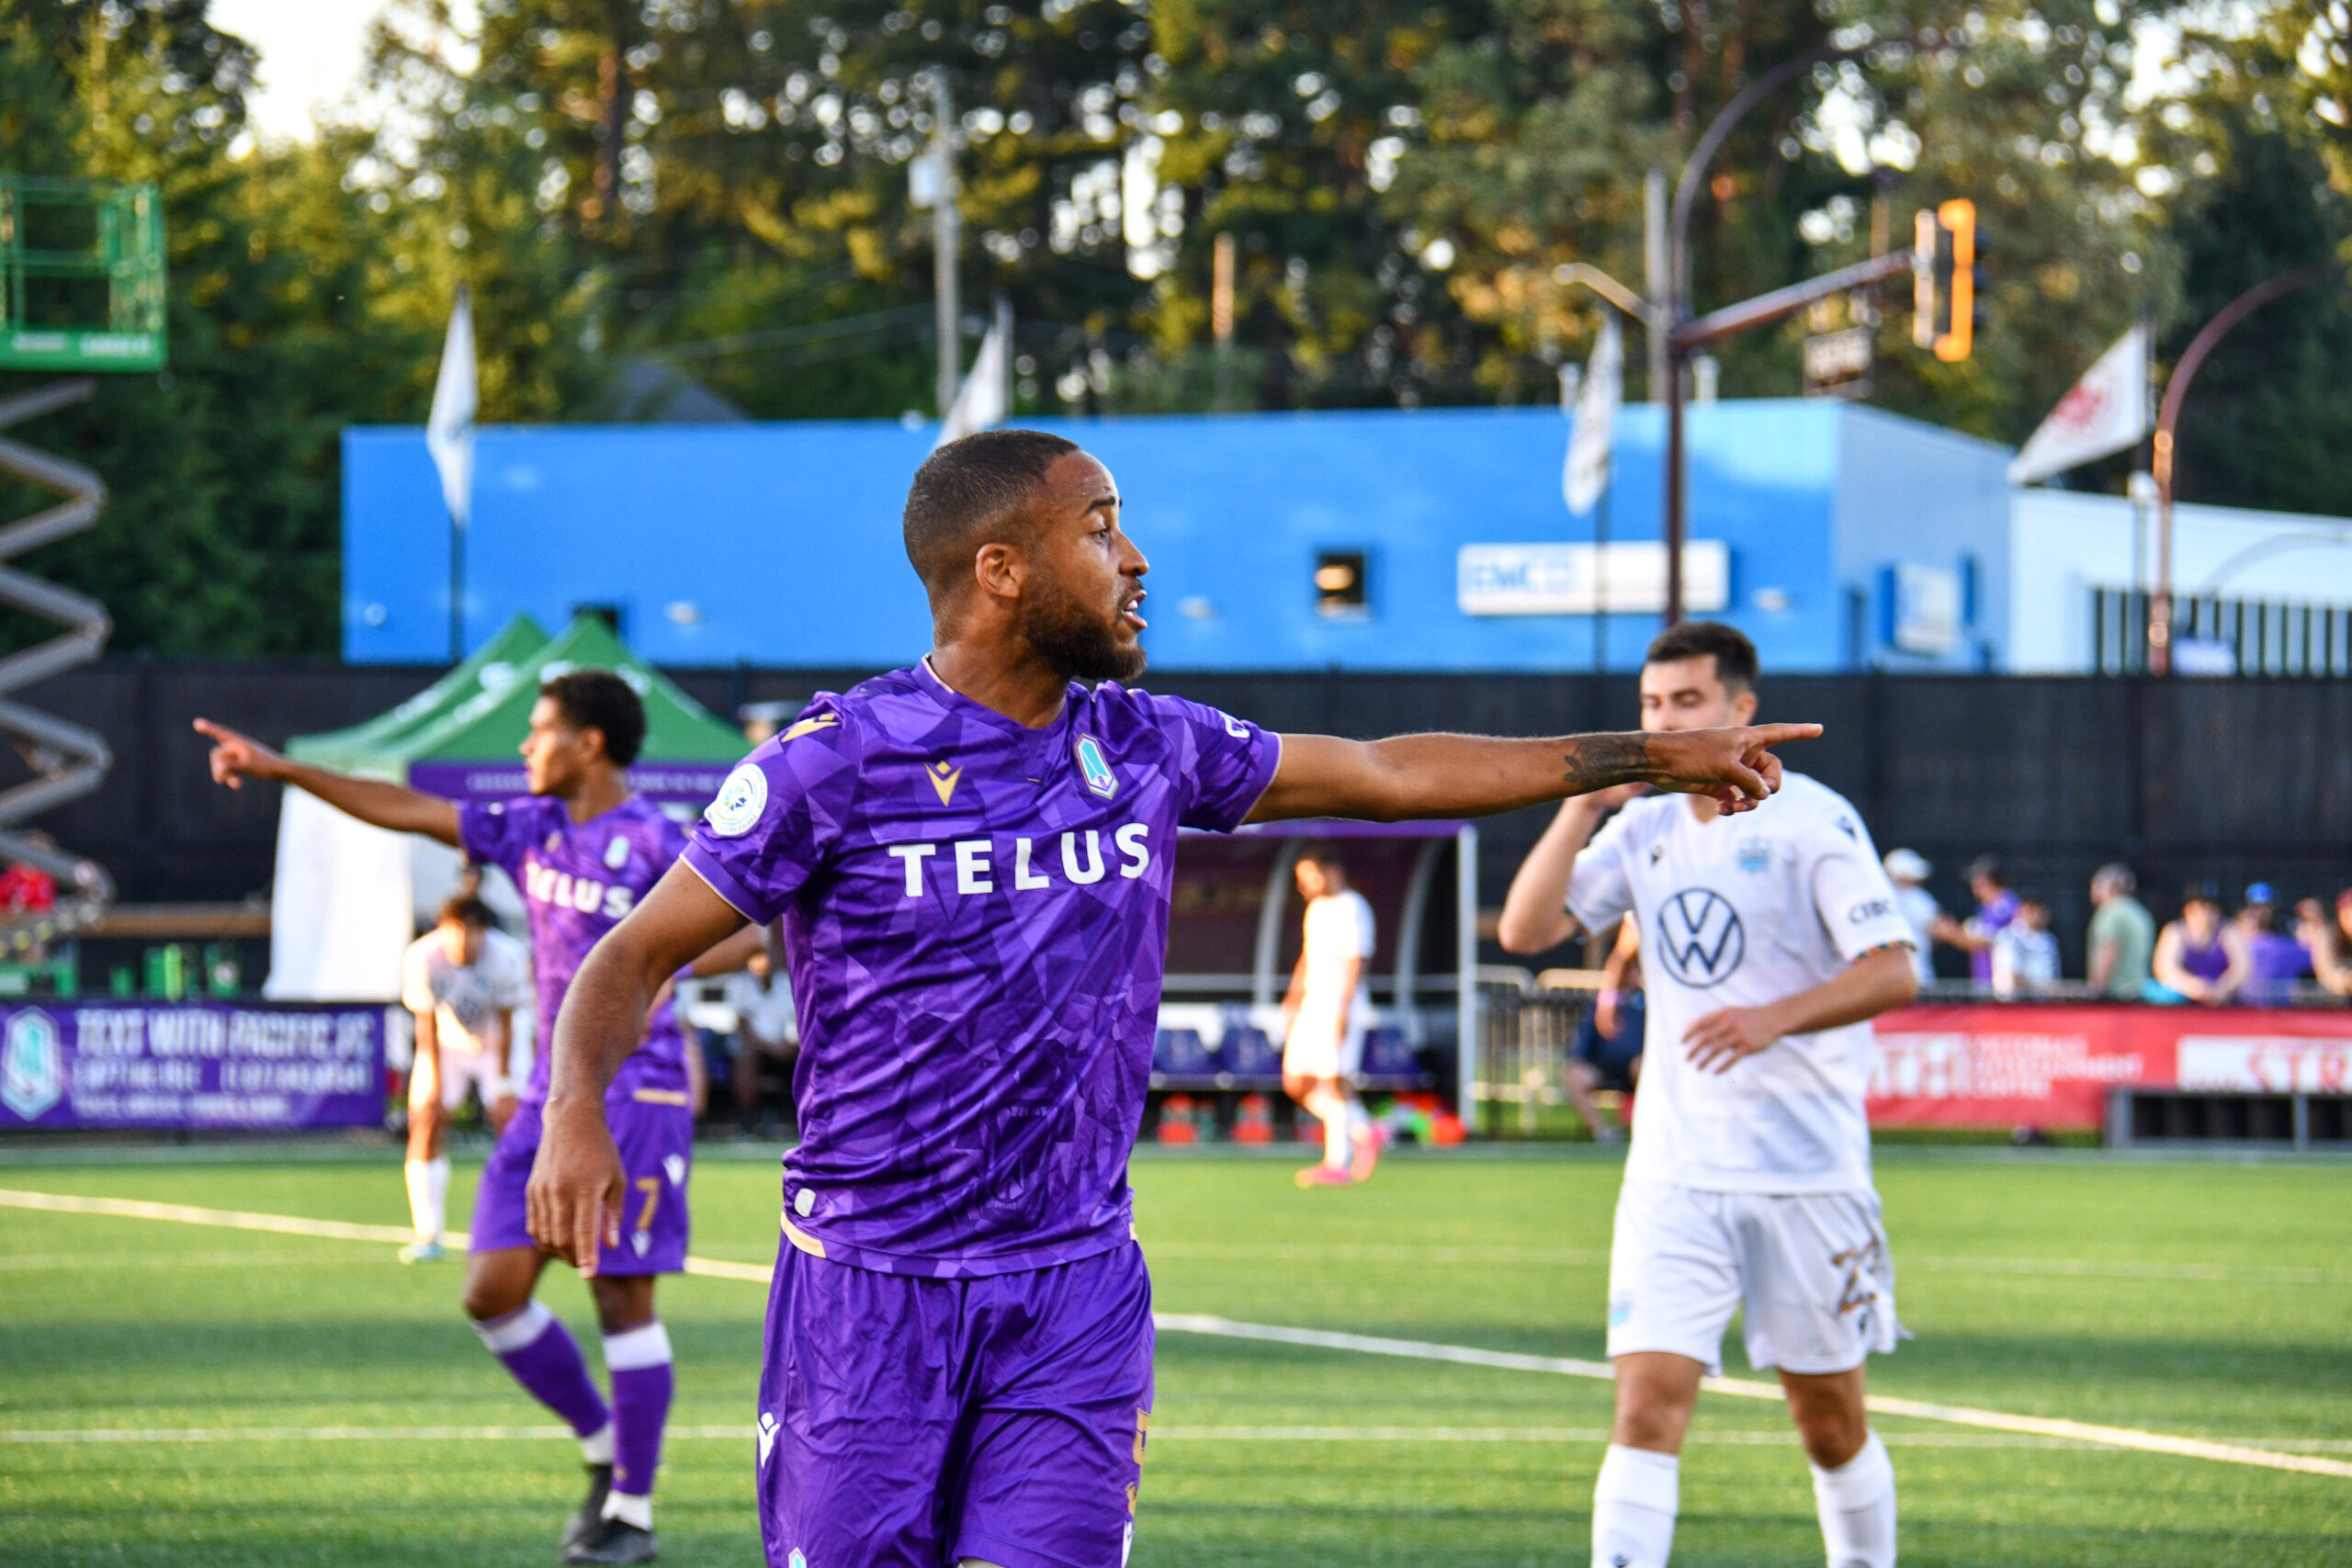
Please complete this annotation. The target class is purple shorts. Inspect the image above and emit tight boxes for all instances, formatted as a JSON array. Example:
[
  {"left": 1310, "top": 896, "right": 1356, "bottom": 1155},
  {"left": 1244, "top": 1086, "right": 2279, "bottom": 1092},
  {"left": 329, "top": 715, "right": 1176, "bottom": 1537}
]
[
  {"left": 469, "top": 1093, "right": 693, "bottom": 1275},
  {"left": 757, "top": 1238, "right": 1154, "bottom": 1568}
]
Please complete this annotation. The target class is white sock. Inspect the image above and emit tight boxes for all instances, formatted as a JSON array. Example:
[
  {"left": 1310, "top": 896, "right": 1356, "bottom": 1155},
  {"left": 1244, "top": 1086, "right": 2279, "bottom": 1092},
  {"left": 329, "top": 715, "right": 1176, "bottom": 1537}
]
[
  {"left": 403, "top": 1156, "right": 449, "bottom": 1243},
  {"left": 1811, "top": 1430, "right": 1896, "bottom": 1568},
  {"left": 580, "top": 1420, "right": 616, "bottom": 1465},
  {"left": 1320, "top": 1098, "right": 1351, "bottom": 1167},
  {"left": 602, "top": 1488, "right": 652, "bottom": 1529},
  {"left": 1592, "top": 1443, "right": 1679, "bottom": 1568},
  {"left": 1346, "top": 1095, "right": 1371, "bottom": 1145}
]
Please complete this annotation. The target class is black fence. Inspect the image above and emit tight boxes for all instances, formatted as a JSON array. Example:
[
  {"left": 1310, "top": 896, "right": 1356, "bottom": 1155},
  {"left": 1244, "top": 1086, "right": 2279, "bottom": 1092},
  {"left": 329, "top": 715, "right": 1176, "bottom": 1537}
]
[{"left": 26, "top": 660, "right": 2352, "bottom": 976}]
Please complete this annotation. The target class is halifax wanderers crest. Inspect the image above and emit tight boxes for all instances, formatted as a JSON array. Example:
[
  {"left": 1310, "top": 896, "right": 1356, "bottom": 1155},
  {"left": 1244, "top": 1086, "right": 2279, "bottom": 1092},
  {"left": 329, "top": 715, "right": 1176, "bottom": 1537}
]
[{"left": 1655, "top": 889, "right": 1745, "bottom": 987}]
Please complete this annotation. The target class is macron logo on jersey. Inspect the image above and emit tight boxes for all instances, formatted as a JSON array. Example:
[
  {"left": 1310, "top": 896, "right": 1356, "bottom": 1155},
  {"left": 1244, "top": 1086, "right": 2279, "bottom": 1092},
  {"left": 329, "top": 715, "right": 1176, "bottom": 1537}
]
[
  {"left": 887, "top": 827, "right": 1151, "bottom": 897},
  {"left": 522, "top": 862, "right": 637, "bottom": 919},
  {"left": 1655, "top": 887, "right": 1745, "bottom": 987}
]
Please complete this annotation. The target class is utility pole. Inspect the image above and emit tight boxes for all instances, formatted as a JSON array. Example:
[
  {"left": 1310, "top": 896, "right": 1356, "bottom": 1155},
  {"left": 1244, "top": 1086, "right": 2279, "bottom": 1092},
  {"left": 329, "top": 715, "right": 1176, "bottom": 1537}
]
[
  {"left": 928, "top": 75, "right": 961, "bottom": 418},
  {"left": 1644, "top": 167, "right": 1669, "bottom": 408},
  {"left": 2148, "top": 263, "right": 2338, "bottom": 675}
]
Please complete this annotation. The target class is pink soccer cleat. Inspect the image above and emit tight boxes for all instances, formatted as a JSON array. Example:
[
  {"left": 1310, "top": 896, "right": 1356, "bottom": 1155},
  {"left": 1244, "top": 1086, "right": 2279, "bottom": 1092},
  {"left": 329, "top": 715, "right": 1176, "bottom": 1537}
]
[{"left": 1295, "top": 1164, "right": 1354, "bottom": 1188}]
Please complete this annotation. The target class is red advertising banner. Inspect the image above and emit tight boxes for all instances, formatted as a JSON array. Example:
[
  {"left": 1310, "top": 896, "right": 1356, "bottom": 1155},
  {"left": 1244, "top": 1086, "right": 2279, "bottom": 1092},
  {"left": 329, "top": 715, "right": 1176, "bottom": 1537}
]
[{"left": 1867, "top": 1005, "right": 2352, "bottom": 1130}]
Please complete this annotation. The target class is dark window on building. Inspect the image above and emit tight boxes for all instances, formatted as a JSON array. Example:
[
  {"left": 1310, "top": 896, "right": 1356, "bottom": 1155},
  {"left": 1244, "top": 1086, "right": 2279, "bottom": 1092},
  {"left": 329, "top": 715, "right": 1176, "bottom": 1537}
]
[
  {"left": 1314, "top": 551, "right": 1368, "bottom": 618},
  {"left": 571, "top": 603, "right": 625, "bottom": 637}
]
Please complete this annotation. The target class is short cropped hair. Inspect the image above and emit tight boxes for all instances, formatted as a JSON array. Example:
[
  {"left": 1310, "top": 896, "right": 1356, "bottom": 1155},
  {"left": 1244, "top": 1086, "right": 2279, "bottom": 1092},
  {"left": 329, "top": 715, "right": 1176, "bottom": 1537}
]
[
  {"left": 435, "top": 894, "right": 496, "bottom": 930},
  {"left": 540, "top": 669, "right": 647, "bottom": 767},
  {"left": 902, "top": 429, "right": 1080, "bottom": 593},
  {"left": 1644, "top": 620, "right": 1758, "bottom": 693},
  {"left": 2093, "top": 863, "right": 2136, "bottom": 897}
]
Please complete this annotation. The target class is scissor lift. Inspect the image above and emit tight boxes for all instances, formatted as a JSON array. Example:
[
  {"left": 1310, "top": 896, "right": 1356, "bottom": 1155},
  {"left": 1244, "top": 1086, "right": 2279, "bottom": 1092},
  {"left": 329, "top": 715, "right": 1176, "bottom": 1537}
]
[{"left": 0, "top": 176, "right": 167, "bottom": 953}]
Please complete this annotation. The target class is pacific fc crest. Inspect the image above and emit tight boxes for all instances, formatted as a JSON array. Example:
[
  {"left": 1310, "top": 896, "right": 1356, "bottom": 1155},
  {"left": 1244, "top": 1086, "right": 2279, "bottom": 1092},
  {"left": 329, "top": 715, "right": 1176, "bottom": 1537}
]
[
  {"left": 1074, "top": 734, "right": 1117, "bottom": 799},
  {"left": 927, "top": 758, "right": 963, "bottom": 807},
  {"left": 1, "top": 1008, "right": 64, "bottom": 1121}
]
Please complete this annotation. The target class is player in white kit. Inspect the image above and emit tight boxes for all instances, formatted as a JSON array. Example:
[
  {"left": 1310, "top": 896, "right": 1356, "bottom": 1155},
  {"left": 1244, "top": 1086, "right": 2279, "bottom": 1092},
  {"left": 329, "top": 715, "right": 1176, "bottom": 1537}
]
[
  {"left": 401, "top": 893, "right": 532, "bottom": 1262},
  {"left": 1282, "top": 848, "right": 1380, "bottom": 1185},
  {"left": 1499, "top": 622, "right": 1919, "bottom": 1568}
]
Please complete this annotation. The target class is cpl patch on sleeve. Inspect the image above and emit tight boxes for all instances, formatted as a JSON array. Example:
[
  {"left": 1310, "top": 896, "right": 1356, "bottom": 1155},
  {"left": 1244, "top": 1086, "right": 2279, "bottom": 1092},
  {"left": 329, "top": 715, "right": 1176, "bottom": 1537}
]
[{"left": 706, "top": 762, "right": 770, "bottom": 838}]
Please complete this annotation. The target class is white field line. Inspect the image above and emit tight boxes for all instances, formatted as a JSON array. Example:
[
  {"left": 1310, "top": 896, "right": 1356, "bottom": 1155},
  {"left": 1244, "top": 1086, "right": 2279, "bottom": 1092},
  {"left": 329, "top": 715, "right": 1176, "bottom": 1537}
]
[
  {"left": 7, "top": 1188, "right": 2347, "bottom": 1482},
  {"left": 6, "top": 1421, "right": 2347, "bottom": 1452}
]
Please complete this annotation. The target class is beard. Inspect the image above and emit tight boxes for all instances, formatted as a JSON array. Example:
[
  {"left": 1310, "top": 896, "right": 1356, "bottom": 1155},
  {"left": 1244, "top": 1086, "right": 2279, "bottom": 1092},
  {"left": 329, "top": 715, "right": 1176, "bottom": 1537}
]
[{"left": 1019, "top": 574, "right": 1147, "bottom": 682}]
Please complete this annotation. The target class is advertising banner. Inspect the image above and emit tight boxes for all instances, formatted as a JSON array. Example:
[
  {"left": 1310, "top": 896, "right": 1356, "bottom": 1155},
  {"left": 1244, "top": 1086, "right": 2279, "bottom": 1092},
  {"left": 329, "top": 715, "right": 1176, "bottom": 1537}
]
[
  {"left": 1868, "top": 1005, "right": 2352, "bottom": 1130},
  {"left": 0, "top": 1001, "right": 386, "bottom": 1132}
]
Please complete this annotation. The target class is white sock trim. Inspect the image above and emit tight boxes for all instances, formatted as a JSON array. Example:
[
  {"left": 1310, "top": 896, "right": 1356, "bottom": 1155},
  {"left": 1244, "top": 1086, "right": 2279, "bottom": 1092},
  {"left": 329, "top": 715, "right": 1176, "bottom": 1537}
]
[
  {"left": 580, "top": 1422, "right": 615, "bottom": 1465},
  {"left": 473, "top": 1300, "right": 555, "bottom": 1355},
  {"left": 1596, "top": 1443, "right": 1680, "bottom": 1516},
  {"left": 601, "top": 1489, "right": 653, "bottom": 1529},
  {"left": 1812, "top": 1429, "right": 1895, "bottom": 1509},
  {"left": 602, "top": 1319, "right": 673, "bottom": 1371}
]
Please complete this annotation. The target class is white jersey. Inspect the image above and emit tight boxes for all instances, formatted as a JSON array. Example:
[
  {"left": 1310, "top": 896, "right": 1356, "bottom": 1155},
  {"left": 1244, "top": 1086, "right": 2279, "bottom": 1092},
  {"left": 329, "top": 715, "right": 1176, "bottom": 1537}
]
[
  {"left": 1294, "top": 888, "right": 1375, "bottom": 1049},
  {"left": 1566, "top": 773, "right": 1912, "bottom": 1194},
  {"left": 401, "top": 927, "right": 532, "bottom": 1058}
]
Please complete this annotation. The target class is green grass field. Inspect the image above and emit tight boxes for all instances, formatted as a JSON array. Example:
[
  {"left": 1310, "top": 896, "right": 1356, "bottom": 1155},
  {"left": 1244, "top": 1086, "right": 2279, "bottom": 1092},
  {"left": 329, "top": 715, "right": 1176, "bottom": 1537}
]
[{"left": 1, "top": 1145, "right": 2346, "bottom": 1565}]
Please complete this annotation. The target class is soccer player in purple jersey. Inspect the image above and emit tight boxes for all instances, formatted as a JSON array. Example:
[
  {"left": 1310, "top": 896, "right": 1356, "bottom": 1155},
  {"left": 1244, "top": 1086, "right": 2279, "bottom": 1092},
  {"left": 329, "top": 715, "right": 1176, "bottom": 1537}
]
[
  {"left": 529, "top": 431, "right": 1816, "bottom": 1568},
  {"left": 198, "top": 671, "right": 749, "bottom": 1565}
]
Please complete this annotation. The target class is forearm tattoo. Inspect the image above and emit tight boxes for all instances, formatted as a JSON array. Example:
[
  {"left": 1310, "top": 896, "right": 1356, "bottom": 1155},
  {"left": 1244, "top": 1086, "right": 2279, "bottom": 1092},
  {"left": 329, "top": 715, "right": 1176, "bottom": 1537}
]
[{"left": 1560, "top": 732, "right": 1650, "bottom": 794}]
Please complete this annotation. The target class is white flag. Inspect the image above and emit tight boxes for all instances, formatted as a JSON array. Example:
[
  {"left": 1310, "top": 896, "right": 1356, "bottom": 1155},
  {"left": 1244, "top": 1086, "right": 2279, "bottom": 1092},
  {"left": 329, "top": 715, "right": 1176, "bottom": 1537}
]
[
  {"left": 2007, "top": 324, "right": 2150, "bottom": 486},
  {"left": 936, "top": 311, "right": 1011, "bottom": 447},
  {"left": 424, "top": 285, "right": 478, "bottom": 527},
  {"left": 1564, "top": 312, "right": 1623, "bottom": 516}
]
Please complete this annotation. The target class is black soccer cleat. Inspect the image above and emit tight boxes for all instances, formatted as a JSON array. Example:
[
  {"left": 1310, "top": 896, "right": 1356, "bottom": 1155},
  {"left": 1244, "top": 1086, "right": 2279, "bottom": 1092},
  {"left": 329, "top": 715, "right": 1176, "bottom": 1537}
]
[
  {"left": 561, "top": 1516, "right": 656, "bottom": 1565},
  {"left": 560, "top": 1463, "right": 613, "bottom": 1553}
]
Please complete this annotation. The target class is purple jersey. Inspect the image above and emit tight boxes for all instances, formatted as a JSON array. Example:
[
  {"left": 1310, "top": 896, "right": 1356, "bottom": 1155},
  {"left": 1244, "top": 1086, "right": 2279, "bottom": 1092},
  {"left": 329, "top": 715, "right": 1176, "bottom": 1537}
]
[
  {"left": 459, "top": 794, "right": 692, "bottom": 1103},
  {"left": 684, "top": 660, "right": 1281, "bottom": 1277}
]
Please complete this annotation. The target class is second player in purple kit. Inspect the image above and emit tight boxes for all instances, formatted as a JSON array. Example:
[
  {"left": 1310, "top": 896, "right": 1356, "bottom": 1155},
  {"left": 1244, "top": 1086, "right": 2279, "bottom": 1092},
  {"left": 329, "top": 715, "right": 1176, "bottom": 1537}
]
[
  {"left": 532, "top": 430, "right": 1822, "bottom": 1568},
  {"left": 198, "top": 671, "right": 753, "bottom": 1566}
]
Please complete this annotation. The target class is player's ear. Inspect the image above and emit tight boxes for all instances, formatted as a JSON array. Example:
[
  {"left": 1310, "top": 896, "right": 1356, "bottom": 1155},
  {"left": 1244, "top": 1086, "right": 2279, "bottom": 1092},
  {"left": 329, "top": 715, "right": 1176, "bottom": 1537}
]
[
  {"left": 1731, "top": 689, "right": 1759, "bottom": 726},
  {"left": 971, "top": 540, "right": 1024, "bottom": 603}
]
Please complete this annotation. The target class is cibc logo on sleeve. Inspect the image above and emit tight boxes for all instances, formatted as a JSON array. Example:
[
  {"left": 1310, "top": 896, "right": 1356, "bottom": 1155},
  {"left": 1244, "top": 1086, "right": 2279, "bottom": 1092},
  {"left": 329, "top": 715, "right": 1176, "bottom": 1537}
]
[{"left": 706, "top": 762, "right": 769, "bottom": 837}]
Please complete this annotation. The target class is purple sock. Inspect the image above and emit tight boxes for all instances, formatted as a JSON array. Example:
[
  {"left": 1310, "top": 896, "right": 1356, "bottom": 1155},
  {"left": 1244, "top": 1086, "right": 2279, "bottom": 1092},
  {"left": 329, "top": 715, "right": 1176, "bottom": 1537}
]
[
  {"left": 602, "top": 1319, "right": 674, "bottom": 1500},
  {"left": 474, "top": 1302, "right": 611, "bottom": 1440}
]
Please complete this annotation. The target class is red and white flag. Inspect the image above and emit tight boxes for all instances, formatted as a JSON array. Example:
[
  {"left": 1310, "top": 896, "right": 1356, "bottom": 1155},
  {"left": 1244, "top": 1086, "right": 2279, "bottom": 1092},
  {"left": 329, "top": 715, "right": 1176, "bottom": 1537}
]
[{"left": 2007, "top": 324, "right": 2150, "bottom": 485}]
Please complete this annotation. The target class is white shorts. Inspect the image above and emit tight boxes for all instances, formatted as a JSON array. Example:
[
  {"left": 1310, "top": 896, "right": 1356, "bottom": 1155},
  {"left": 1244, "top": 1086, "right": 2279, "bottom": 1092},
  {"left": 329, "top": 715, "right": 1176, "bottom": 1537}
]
[
  {"left": 1282, "top": 1014, "right": 1365, "bottom": 1080},
  {"left": 409, "top": 1047, "right": 502, "bottom": 1113},
  {"left": 1606, "top": 1181, "right": 1905, "bottom": 1377}
]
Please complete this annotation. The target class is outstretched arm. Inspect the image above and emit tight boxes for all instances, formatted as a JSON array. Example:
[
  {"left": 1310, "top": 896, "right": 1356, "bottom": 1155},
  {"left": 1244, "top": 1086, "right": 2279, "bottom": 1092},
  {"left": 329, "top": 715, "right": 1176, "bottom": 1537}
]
[
  {"left": 195, "top": 718, "right": 461, "bottom": 846},
  {"left": 1246, "top": 724, "right": 1819, "bottom": 826},
  {"left": 527, "top": 862, "right": 746, "bottom": 1273}
]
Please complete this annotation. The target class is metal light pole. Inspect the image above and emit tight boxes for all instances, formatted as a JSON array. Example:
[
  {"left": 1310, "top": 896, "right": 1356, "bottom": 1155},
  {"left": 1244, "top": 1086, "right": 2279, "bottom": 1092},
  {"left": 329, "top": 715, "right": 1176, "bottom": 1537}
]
[
  {"left": 928, "top": 75, "right": 961, "bottom": 418},
  {"left": 2147, "top": 263, "right": 2338, "bottom": 674},
  {"left": 1660, "top": 41, "right": 1856, "bottom": 626}
]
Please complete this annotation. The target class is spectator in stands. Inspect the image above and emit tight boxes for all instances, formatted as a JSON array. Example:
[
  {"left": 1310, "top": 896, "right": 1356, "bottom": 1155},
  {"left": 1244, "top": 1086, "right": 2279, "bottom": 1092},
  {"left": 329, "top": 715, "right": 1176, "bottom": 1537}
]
[
  {"left": 0, "top": 830, "right": 59, "bottom": 915},
  {"left": 2229, "top": 885, "right": 2311, "bottom": 1006},
  {"left": 726, "top": 942, "right": 798, "bottom": 1134},
  {"left": 2086, "top": 863, "right": 2156, "bottom": 999},
  {"left": 2297, "top": 892, "right": 2352, "bottom": 998},
  {"left": 1991, "top": 897, "right": 2060, "bottom": 998},
  {"left": 1564, "top": 917, "right": 1643, "bottom": 1144},
  {"left": 1929, "top": 856, "right": 2018, "bottom": 987},
  {"left": 2152, "top": 883, "right": 2237, "bottom": 1004},
  {"left": 1882, "top": 849, "right": 1940, "bottom": 987}
]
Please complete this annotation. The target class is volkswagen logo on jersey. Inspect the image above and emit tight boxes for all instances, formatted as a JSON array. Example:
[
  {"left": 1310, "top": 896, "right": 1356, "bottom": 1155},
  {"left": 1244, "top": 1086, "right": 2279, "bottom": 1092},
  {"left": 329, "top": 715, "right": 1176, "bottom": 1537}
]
[
  {"left": 1075, "top": 733, "right": 1117, "bottom": 798},
  {"left": 1655, "top": 888, "right": 1746, "bottom": 986}
]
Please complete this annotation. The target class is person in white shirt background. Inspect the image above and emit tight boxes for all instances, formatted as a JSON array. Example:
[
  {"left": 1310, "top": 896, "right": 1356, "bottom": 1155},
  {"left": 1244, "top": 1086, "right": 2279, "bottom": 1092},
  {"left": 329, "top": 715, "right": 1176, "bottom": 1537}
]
[
  {"left": 1498, "top": 621, "right": 1919, "bottom": 1568},
  {"left": 1882, "top": 847, "right": 1941, "bottom": 989},
  {"left": 401, "top": 893, "right": 532, "bottom": 1262},
  {"left": 724, "top": 940, "right": 798, "bottom": 1135},
  {"left": 1991, "top": 896, "right": 2061, "bottom": 998},
  {"left": 1282, "top": 848, "right": 1380, "bottom": 1187}
]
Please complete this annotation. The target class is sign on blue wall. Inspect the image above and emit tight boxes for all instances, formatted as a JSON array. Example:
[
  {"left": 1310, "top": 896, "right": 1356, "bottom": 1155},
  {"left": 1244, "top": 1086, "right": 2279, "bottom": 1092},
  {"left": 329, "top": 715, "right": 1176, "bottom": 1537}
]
[{"left": 345, "top": 400, "right": 2004, "bottom": 672}]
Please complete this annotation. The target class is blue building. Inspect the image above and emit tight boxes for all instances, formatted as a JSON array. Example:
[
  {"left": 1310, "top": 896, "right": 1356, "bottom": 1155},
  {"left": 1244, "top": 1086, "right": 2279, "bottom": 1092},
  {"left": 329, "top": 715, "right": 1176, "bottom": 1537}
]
[{"left": 342, "top": 399, "right": 2012, "bottom": 671}]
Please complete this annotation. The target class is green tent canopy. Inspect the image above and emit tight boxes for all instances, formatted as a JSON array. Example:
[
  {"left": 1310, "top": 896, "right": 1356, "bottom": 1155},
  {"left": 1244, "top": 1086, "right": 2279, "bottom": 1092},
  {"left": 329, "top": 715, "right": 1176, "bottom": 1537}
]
[{"left": 397, "top": 615, "right": 750, "bottom": 806}]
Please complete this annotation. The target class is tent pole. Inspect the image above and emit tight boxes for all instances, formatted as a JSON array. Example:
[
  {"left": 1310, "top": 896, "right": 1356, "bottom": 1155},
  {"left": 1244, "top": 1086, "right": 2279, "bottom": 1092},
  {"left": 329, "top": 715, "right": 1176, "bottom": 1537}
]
[{"left": 1455, "top": 824, "right": 1478, "bottom": 1130}]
